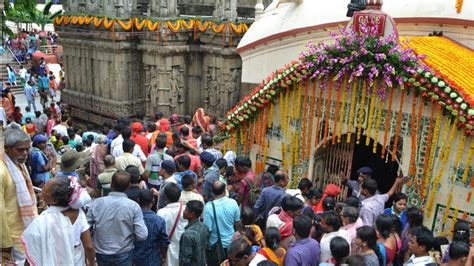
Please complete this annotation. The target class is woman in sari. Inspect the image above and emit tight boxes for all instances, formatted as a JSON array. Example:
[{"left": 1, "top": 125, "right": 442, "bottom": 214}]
[
  {"left": 21, "top": 176, "right": 95, "bottom": 266},
  {"left": 253, "top": 227, "right": 286, "bottom": 266},
  {"left": 192, "top": 108, "right": 210, "bottom": 133},
  {"left": 89, "top": 134, "right": 108, "bottom": 191}
]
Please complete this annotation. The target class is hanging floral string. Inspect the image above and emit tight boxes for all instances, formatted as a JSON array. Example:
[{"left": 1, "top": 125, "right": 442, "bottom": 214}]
[
  {"left": 461, "top": 140, "right": 474, "bottom": 184},
  {"left": 423, "top": 107, "right": 442, "bottom": 199},
  {"left": 290, "top": 83, "right": 296, "bottom": 121},
  {"left": 356, "top": 80, "right": 367, "bottom": 145},
  {"left": 448, "top": 208, "right": 459, "bottom": 237},
  {"left": 408, "top": 93, "right": 418, "bottom": 177},
  {"left": 279, "top": 91, "right": 285, "bottom": 137},
  {"left": 333, "top": 80, "right": 343, "bottom": 145},
  {"left": 366, "top": 80, "right": 378, "bottom": 146},
  {"left": 323, "top": 77, "right": 334, "bottom": 146},
  {"left": 421, "top": 103, "right": 437, "bottom": 199},
  {"left": 315, "top": 84, "right": 324, "bottom": 147},
  {"left": 392, "top": 90, "right": 406, "bottom": 161},
  {"left": 301, "top": 80, "right": 310, "bottom": 159},
  {"left": 414, "top": 96, "right": 424, "bottom": 189},
  {"left": 249, "top": 121, "right": 254, "bottom": 152},
  {"left": 268, "top": 103, "right": 274, "bottom": 129},
  {"left": 441, "top": 193, "right": 454, "bottom": 233},
  {"left": 281, "top": 142, "right": 287, "bottom": 171},
  {"left": 347, "top": 78, "right": 358, "bottom": 143},
  {"left": 373, "top": 94, "right": 384, "bottom": 153},
  {"left": 307, "top": 81, "right": 317, "bottom": 158},
  {"left": 285, "top": 89, "right": 290, "bottom": 138},
  {"left": 296, "top": 82, "right": 303, "bottom": 120},
  {"left": 338, "top": 76, "right": 348, "bottom": 143}
]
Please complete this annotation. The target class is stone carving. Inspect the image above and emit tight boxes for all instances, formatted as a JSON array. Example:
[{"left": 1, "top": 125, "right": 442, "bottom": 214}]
[
  {"left": 206, "top": 67, "right": 220, "bottom": 113},
  {"left": 214, "top": 0, "right": 238, "bottom": 21},
  {"left": 169, "top": 66, "right": 185, "bottom": 113},
  {"left": 147, "top": 72, "right": 160, "bottom": 113},
  {"left": 228, "top": 68, "right": 241, "bottom": 109}
]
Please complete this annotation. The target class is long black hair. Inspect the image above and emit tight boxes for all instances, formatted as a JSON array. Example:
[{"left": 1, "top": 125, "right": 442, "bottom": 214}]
[
  {"left": 376, "top": 214, "right": 393, "bottom": 239},
  {"left": 356, "top": 226, "right": 384, "bottom": 266}
]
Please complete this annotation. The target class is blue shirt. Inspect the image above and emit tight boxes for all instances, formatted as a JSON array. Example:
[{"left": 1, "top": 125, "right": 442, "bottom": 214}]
[
  {"left": 254, "top": 185, "right": 286, "bottom": 217},
  {"left": 204, "top": 197, "right": 240, "bottom": 248},
  {"left": 171, "top": 170, "right": 198, "bottom": 190},
  {"left": 31, "top": 148, "right": 50, "bottom": 184},
  {"left": 41, "top": 76, "right": 49, "bottom": 89},
  {"left": 24, "top": 85, "right": 36, "bottom": 103},
  {"left": 384, "top": 207, "right": 407, "bottom": 230},
  {"left": 133, "top": 210, "right": 169, "bottom": 266},
  {"left": 284, "top": 238, "right": 321, "bottom": 266},
  {"left": 22, "top": 111, "right": 36, "bottom": 124},
  {"left": 201, "top": 165, "right": 220, "bottom": 201}
]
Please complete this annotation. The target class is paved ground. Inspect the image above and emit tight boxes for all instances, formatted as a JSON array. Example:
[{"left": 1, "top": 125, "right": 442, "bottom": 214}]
[{"left": 11, "top": 88, "right": 62, "bottom": 113}]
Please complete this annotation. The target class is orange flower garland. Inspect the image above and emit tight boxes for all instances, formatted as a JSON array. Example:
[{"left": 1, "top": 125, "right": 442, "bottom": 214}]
[
  {"left": 333, "top": 80, "right": 342, "bottom": 145},
  {"left": 347, "top": 78, "right": 358, "bottom": 143},
  {"left": 456, "top": 0, "right": 464, "bottom": 13},
  {"left": 284, "top": 89, "right": 290, "bottom": 138},
  {"left": 315, "top": 84, "right": 324, "bottom": 147},
  {"left": 448, "top": 208, "right": 459, "bottom": 237},
  {"left": 134, "top": 18, "right": 147, "bottom": 31},
  {"left": 281, "top": 142, "right": 287, "bottom": 171},
  {"left": 391, "top": 89, "right": 406, "bottom": 161},
  {"left": 423, "top": 107, "right": 442, "bottom": 198},
  {"left": 408, "top": 93, "right": 418, "bottom": 177},
  {"left": 373, "top": 95, "right": 384, "bottom": 153},
  {"left": 307, "top": 81, "right": 317, "bottom": 159},
  {"left": 381, "top": 88, "right": 394, "bottom": 158},
  {"left": 338, "top": 76, "right": 348, "bottom": 143},
  {"left": 356, "top": 80, "right": 367, "bottom": 145},
  {"left": 301, "top": 80, "right": 309, "bottom": 159},
  {"left": 296, "top": 82, "right": 303, "bottom": 120},
  {"left": 421, "top": 103, "right": 437, "bottom": 199},
  {"left": 365, "top": 80, "right": 378, "bottom": 146},
  {"left": 323, "top": 77, "right": 333, "bottom": 146},
  {"left": 147, "top": 20, "right": 160, "bottom": 31}
]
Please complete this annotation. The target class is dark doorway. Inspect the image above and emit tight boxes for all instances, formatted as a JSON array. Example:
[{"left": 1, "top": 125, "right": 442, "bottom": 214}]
[{"left": 350, "top": 135, "right": 400, "bottom": 194}]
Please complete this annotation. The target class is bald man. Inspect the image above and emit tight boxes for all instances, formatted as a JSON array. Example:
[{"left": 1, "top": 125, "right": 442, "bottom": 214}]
[
  {"left": 86, "top": 170, "right": 148, "bottom": 265},
  {"left": 254, "top": 170, "right": 289, "bottom": 221}
]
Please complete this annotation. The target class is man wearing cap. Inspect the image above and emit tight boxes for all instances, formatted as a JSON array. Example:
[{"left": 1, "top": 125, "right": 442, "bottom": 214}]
[
  {"left": 57, "top": 149, "right": 83, "bottom": 178},
  {"left": 30, "top": 134, "right": 55, "bottom": 186},
  {"left": 156, "top": 160, "right": 178, "bottom": 209},
  {"left": 340, "top": 167, "right": 374, "bottom": 200},
  {"left": 1, "top": 129, "right": 38, "bottom": 264},
  {"left": 200, "top": 151, "right": 219, "bottom": 202}
]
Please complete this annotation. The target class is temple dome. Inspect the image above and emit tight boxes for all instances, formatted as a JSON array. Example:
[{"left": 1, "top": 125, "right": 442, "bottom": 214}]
[{"left": 238, "top": 0, "right": 474, "bottom": 51}]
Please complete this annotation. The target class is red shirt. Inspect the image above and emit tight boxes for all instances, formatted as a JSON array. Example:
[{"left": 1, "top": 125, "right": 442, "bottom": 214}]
[
  {"left": 174, "top": 153, "right": 201, "bottom": 174},
  {"left": 131, "top": 134, "right": 150, "bottom": 156}
]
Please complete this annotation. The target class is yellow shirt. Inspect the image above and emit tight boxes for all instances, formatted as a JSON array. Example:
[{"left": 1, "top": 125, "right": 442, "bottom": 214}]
[{"left": 1, "top": 160, "right": 38, "bottom": 252}]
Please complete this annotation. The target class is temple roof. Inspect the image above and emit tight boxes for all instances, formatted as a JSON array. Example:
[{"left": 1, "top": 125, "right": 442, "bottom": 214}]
[{"left": 238, "top": 0, "right": 474, "bottom": 52}]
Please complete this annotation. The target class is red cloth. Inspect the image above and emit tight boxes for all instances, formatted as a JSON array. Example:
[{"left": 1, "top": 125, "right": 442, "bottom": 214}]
[
  {"left": 157, "top": 118, "right": 170, "bottom": 132},
  {"left": 131, "top": 122, "right": 150, "bottom": 156},
  {"left": 192, "top": 108, "right": 210, "bottom": 132},
  {"left": 174, "top": 153, "right": 201, "bottom": 173},
  {"left": 278, "top": 211, "right": 294, "bottom": 240},
  {"left": 313, "top": 183, "right": 341, "bottom": 213}
]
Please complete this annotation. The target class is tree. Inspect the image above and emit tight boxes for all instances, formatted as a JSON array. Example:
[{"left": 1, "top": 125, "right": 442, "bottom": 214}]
[{"left": 31, "top": 1, "right": 62, "bottom": 31}]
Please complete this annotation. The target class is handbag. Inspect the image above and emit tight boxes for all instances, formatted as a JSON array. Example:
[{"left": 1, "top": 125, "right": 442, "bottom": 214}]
[{"left": 207, "top": 202, "right": 226, "bottom": 265}]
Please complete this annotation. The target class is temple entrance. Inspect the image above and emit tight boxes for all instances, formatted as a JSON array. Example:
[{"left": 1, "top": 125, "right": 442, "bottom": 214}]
[{"left": 312, "top": 133, "right": 400, "bottom": 199}]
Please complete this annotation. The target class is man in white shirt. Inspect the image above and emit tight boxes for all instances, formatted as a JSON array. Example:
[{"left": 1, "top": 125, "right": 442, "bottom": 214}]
[
  {"left": 157, "top": 182, "right": 188, "bottom": 266},
  {"left": 115, "top": 139, "right": 145, "bottom": 174},
  {"left": 404, "top": 226, "right": 435, "bottom": 266},
  {"left": 112, "top": 128, "right": 146, "bottom": 162},
  {"left": 52, "top": 116, "right": 68, "bottom": 137},
  {"left": 319, "top": 210, "right": 352, "bottom": 263},
  {"left": 19, "top": 65, "right": 27, "bottom": 83}
]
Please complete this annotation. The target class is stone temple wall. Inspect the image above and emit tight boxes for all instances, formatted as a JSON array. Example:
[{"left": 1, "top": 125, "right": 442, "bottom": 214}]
[{"left": 59, "top": 0, "right": 266, "bottom": 124}]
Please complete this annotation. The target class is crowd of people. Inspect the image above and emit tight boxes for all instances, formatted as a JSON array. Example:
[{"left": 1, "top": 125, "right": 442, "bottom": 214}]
[
  {"left": 3, "top": 31, "right": 60, "bottom": 63},
  {"left": 1, "top": 107, "right": 473, "bottom": 266}
]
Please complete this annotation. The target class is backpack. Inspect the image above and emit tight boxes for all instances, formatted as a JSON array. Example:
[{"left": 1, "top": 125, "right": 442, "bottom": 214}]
[{"left": 243, "top": 175, "right": 260, "bottom": 207}]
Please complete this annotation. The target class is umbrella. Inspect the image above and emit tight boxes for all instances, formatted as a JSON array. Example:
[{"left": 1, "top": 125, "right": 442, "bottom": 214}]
[
  {"left": 39, "top": 31, "right": 47, "bottom": 37},
  {"left": 32, "top": 51, "right": 46, "bottom": 58}
]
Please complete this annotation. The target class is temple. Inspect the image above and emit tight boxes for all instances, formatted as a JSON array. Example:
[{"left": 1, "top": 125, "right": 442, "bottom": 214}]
[{"left": 55, "top": 0, "right": 271, "bottom": 123}]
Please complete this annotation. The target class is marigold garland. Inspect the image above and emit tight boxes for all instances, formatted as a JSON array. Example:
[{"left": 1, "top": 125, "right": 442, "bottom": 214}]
[
  {"left": 211, "top": 23, "right": 227, "bottom": 33},
  {"left": 323, "top": 77, "right": 333, "bottom": 146},
  {"left": 448, "top": 208, "right": 459, "bottom": 237},
  {"left": 293, "top": 132, "right": 299, "bottom": 165},
  {"left": 415, "top": 95, "right": 424, "bottom": 187},
  {"left": 461, "top": 140, "right": 474, "bottom": 184},
  {"left": 347, "top": 78, "right": 358, "bottom": 143},
  {"left": 441, "top": 192, "right": 454, "bottom": 232},
  {"left": 373, "top": 95, "right": 384, "bottom": 153},
  {"left": 338, "top": 77, "right": 348, "bottom": 143},
  {"left": 408, "top": 93, "right": 418, "bottom": 177},
  {"left": 290, "top": 83, "right": 296, "bottom": 122},
  {"left": 392, "top": 89, "right": 406, "bottom": 161},
  {"left": 93, "top": 17, "right": 105, "bottom": 27},
  {"left": 315, "top": 85, "right": 324, "bottom": 147},
  {"left": 284, "top": 89, "right": 290, "bottom": 138},
  {"left": 366, "top": 80, "right": 378, "bottom": 146},
  {"left": 296, "top": 82, "right": 303, "bottom": 120},
  {"left": 117, "top": 19, "right": 133, "bottom": 31},
  {"left": 421, "top": 103, "right": 437, "bottom": 199},
  {"left": 281, "top": 142, "right": 287, "bottom": 171},
  {"left": 423, "top": 106, "right": 442, "bottom": 199},
  {"left": 134, "top": 18, "right": 147, "bottom": 31},
  {"left": 356, "top": 80, "right": 367, "bottom": 145},
  {"left": 307, "top": 81, "right": 317, "bottom": 158},
  {"left": 279, "top": 91, "right": 285, "bottom": 136},
  {"left": 453, "top": 133, "right": 466, "bottom": 180},
  {"left": 147, "top": 20, "right": 160, "bottom": 31},
  {"left": 268, "top": 103, "right": 274, "bottom": 129},
  {"left": 333, "top": 80, "right": 342, "bottom": 145},
  {"left": 301, "top": 80, "right": 309, "bottom": 159}
]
